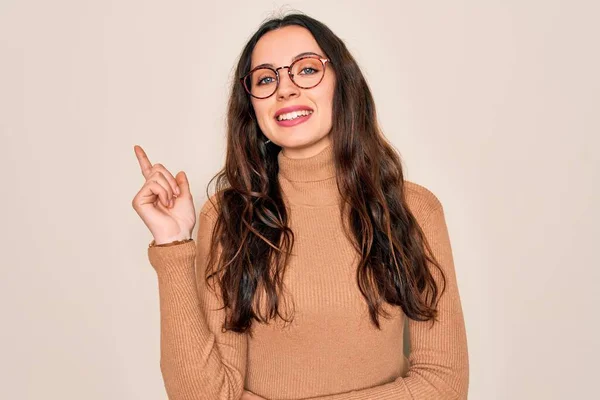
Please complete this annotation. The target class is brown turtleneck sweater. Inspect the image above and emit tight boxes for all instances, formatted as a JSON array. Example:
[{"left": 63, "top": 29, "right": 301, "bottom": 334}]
[{"left": 147, "top": 144, "right": 469, "bottom": 400}]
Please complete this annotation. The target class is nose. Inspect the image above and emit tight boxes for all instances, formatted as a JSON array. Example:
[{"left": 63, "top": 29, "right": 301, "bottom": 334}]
[{"left": 276, "top": 67, "right": 299, "bottom": 101}]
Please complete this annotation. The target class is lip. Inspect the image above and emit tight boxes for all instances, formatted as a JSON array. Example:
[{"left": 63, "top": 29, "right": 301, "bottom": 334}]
[{"left": 274, "top": 105, "right": 314, "bottom": 119}]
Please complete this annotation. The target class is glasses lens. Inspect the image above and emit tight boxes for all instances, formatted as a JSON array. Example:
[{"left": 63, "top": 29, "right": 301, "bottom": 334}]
[
  {"left": 291, "top": 57, "right": 324, "bottom": 88},
  {"left": 246, "top": 68, "right": 277, "bottom": 98}
]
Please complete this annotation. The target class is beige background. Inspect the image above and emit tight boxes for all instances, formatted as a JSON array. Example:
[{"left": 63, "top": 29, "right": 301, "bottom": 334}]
[{"left": 1, "top": 0, "right": 598, "bottom": 399}]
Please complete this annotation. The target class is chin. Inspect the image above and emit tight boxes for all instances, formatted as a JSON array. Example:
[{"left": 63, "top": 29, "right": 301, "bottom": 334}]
[{"left": 276, "top": 135, "right": 318, "bottom": 149}]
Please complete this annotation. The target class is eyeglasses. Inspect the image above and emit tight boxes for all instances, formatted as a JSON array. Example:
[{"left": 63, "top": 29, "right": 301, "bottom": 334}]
[{"left": 240, "top": 55, "right": 331, "bottom": 99}]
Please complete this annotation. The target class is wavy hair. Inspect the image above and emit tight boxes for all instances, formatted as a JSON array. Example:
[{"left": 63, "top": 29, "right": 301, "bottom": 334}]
[{"left": 204, "top": 12, "right": 446, "bottom": 334}]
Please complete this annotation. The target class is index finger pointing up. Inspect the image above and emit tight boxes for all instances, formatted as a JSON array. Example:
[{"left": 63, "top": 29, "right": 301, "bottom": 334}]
[{"left": 134, "top": 145, "right": 153, "bottom": 178}]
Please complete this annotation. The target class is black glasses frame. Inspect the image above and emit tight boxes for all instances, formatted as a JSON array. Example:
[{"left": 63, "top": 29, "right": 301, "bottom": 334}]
[{"left": 240, "top": 55, "right": 331, "bottom": 99}]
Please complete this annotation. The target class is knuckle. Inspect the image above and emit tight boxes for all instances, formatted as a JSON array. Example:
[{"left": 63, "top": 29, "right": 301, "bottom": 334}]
[
  {"left": 149, "top": 170, "right": 162, "bottom": 180},
  {"left": 149, "top": 181, "right": 161, "bottom": 192}
]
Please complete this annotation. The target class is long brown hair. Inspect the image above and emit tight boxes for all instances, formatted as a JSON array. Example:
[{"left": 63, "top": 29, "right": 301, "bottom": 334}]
[{"left": 204, "top": 12, "right": 446, "bottom": 334}]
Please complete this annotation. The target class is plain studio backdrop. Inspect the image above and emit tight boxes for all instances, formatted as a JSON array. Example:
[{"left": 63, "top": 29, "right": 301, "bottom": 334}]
[{"left": 1, "top": 0, "right": 598, "bottom": 399}]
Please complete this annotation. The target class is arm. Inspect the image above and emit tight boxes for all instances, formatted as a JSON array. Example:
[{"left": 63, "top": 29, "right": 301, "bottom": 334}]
[
  {"left": 148, "top": 209, "right": 248, "bottom": 400},
  {"left": 302, "top": 204, "right": 469, "bottom": 400}
]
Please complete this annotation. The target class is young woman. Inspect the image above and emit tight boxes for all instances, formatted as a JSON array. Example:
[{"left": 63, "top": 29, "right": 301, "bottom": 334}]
[{"left": 132, "top": 13, "right": 469, "bottom": 400}]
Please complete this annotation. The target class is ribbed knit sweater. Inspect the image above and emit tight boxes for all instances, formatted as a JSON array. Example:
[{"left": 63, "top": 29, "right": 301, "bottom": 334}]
[{"left": 147, "top": 144, "right": 469, "bottom": 400}]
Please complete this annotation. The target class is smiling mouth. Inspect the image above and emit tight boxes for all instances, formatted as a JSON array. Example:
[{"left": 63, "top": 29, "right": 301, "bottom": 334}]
[{"left": 275, "top": 110, "right": 314, "bottom": 121}]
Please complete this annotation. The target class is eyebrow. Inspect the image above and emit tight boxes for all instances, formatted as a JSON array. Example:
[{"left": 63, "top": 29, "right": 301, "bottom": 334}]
[{"left": 253, "top": 52, "right": 324, "bottom": 69}]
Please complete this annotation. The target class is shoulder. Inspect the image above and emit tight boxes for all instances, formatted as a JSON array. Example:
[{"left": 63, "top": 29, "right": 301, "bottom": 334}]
[
  {"left": 198, "top": 192, "right": 221, "bottom": 223},
  {"left": 195, "top": 193, "right": 221, "bottom": 246},
  {"left": 403, "top": 180, "right": 444, "bottom": 225}
]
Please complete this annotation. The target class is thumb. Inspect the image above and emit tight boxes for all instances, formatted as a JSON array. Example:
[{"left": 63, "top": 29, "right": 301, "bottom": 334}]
[{"left": 175, "top": 171, "right": 190, "bottom": 196}]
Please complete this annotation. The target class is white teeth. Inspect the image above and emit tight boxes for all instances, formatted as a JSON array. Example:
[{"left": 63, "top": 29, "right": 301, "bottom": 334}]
[{"left": 276, "top": 110, "right": 313, "bottom": 121}]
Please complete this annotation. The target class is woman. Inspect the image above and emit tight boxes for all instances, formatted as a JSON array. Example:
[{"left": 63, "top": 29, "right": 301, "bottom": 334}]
[{"left": 132, "top": 12, "right": 469, "bottom": 400}]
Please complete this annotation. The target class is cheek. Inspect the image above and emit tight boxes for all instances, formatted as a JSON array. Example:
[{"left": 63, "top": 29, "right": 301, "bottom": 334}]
[
  {"left": 251, "top": 101, "right": 272, "bottom": 130},
  {"left": 317, "top": 85, "right": 335, "bottom": 121},
  {"left": 317, "top": 79, "right": 335, "bottom": 112},
  {"left": 252, "top": 101, "right": 268, "bottom": 132}
]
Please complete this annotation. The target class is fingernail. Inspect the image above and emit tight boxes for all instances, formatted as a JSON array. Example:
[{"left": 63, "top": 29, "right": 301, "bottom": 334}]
[
  {"left": 175, "top": 187, "right": 181, "bottom": 195},
  {"left": 169, "top": 199, "right": 174, "bottom": 208}
]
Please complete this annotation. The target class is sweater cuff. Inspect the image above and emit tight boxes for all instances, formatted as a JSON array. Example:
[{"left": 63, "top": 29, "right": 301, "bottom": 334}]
[
  {"left": 148, "top": 238, "right": 194, "bottom": 248},
  {"left": 147, "top": 239, "right": 196, "bottom": 277}
]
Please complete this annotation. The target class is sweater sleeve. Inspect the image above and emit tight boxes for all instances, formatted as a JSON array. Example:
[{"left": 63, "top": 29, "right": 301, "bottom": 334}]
[
  {"left": 302, "top": 205, "right": 469, "bottom": 400},
  {"left": 147, "top": 210, "right": 248, "bottom": 400}
]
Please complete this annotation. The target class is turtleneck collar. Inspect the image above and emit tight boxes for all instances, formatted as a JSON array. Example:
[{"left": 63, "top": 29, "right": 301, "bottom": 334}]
[
  {"left": 277, "top": 143, "right": 336, "bottom": 182},
  {"left": 276, "top": 143, "right": 340, "bottom": 207}
]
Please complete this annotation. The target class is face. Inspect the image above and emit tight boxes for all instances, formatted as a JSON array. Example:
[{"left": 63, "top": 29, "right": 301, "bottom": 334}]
[{"left": 249, "top": 25, "right": 336, "bottom": 159}]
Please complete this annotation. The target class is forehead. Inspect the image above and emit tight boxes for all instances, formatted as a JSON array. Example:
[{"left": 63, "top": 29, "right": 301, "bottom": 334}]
[{"left": 251, "top": 25, "right": 324, "bottom": 68}]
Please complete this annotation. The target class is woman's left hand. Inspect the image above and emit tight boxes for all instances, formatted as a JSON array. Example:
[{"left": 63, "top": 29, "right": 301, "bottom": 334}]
[{"left": 241, "top": 390, "right": 267, "bottom": 400}]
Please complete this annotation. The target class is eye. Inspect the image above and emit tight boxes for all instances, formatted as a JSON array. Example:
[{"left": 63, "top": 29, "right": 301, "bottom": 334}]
[
  {"left": 257, "top": 76, "right": 275, "bottom": 86},
  {"left": 300, "top": 67, "right": 318, "bottom": 75}
]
